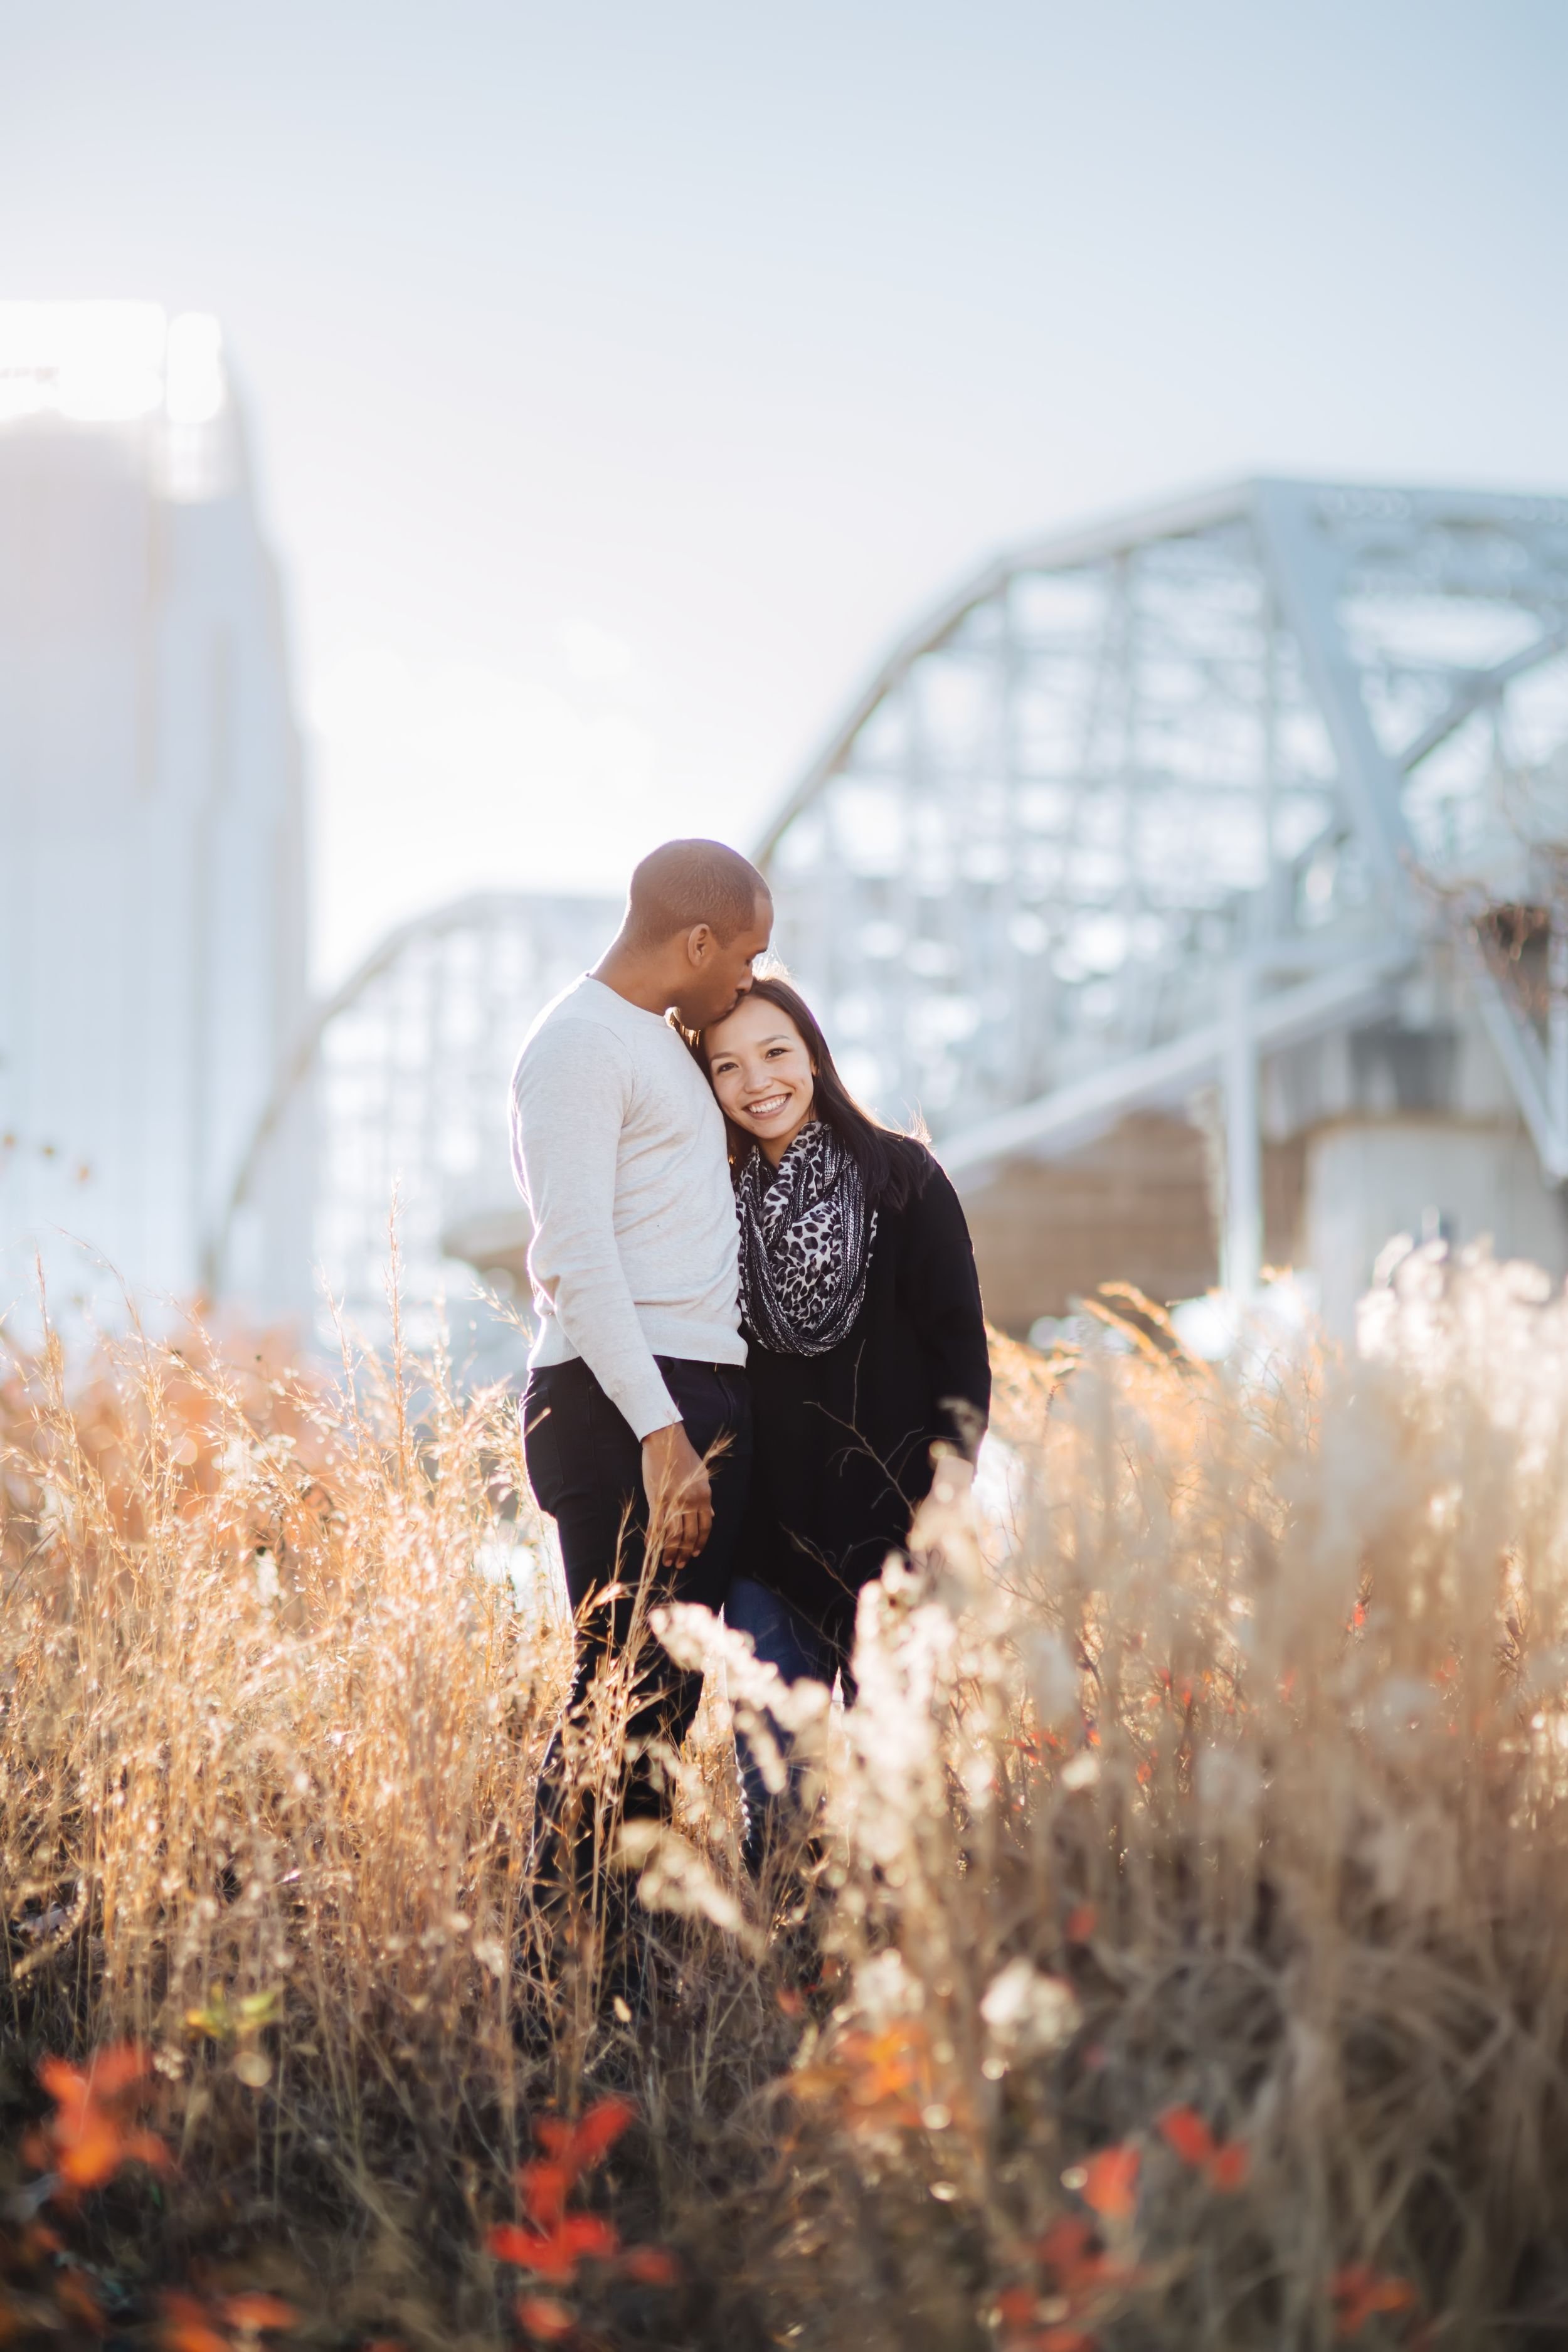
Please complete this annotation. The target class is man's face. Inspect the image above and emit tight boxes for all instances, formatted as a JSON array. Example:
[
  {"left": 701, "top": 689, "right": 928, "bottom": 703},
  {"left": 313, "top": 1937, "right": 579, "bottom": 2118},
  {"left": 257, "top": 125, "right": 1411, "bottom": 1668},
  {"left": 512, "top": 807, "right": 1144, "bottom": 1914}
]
[{"left": 672, "top": 893, "right": 773, "bottom": 1027}]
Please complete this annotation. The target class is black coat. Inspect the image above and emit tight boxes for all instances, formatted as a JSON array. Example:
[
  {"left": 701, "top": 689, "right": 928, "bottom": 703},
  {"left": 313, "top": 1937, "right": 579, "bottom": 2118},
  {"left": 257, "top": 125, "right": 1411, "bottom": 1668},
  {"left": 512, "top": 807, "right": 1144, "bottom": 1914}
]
[{"left": 736, "top": 1150, "right": 991, "bottom": 1629}]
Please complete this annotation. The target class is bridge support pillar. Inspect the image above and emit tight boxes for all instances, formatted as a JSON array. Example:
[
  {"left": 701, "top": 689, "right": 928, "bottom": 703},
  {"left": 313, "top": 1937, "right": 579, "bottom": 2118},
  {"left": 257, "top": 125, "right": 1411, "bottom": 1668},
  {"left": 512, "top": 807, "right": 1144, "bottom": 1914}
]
[{"left": 1223, "top": 965, "right": 1263, "bottom": 1299}]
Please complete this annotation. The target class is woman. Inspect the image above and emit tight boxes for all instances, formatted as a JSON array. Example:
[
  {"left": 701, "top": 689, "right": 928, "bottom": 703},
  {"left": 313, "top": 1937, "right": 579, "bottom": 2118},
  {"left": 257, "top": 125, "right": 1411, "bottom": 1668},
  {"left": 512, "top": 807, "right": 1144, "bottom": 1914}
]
[{"left": 697, "top": 974, "right": 990, "bottom": 1858}]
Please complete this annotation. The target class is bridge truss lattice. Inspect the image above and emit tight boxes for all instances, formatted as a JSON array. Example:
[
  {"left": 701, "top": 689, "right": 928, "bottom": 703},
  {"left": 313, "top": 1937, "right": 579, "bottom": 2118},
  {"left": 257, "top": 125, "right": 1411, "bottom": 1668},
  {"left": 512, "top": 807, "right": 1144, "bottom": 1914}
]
[
  {"left": 213, "top": 891, "right": 617, "bottom": 1353},
  {"left": 216, "top": 477, "right": 1568, "bottom": 1338},
  {"left": 761, "top": 478, "right": 1568, "bottom": 1285}
]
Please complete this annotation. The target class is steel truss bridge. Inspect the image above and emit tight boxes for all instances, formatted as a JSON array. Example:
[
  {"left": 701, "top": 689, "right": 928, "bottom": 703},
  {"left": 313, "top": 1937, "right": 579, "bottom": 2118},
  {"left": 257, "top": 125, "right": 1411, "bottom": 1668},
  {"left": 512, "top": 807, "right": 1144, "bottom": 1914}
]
[
  {"left": 215, "top": 477, "right": 1568, "bottom": 1348},
  {"left": 211, "top": 890, "right": 618, "bottom": 1357}
]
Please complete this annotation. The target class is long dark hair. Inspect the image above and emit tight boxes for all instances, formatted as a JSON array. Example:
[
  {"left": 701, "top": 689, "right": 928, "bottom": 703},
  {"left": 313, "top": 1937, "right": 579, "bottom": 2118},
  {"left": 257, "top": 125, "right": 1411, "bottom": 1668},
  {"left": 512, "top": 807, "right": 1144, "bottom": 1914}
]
[{"left": 696, "top": 973, "right": 931, "bottom": 1213}]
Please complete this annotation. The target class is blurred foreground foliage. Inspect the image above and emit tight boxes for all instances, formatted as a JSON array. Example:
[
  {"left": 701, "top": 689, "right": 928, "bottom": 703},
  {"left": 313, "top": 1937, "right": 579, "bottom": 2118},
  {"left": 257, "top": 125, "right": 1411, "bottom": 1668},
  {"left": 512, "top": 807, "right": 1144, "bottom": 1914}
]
[{"left": 3, "top": 1250, "right": 1568, "bottom": 2347}]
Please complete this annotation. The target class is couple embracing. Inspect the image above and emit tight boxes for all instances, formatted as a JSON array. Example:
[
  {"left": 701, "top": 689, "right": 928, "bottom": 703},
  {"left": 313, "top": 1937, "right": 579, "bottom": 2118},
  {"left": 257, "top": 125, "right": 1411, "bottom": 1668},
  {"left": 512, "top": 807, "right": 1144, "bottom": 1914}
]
[{"left": 511, "top": 837, "right": 990, "bottom": 1876}]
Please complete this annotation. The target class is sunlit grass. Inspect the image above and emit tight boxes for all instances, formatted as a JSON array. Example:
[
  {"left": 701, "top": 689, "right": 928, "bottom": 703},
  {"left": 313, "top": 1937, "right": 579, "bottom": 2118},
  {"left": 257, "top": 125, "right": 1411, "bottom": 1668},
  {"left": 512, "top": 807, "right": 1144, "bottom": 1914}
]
[{"left": 4, "top": 1244, "right": 1568, "bottom": 2346}]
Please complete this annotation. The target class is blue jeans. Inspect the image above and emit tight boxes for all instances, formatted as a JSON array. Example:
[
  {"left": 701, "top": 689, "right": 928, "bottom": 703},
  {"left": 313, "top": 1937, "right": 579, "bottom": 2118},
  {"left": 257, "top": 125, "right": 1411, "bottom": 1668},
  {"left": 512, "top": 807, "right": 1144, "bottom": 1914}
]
[{"left": 726, "top": 1576, "right": 853, "bottom": 1867}]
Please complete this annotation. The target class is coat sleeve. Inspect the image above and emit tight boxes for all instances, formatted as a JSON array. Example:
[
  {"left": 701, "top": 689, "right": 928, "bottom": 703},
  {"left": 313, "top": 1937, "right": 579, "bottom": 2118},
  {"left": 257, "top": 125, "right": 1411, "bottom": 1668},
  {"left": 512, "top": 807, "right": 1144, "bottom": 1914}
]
[{"left": 905, "top": 1162, "right": 992, "bottom": 1459}]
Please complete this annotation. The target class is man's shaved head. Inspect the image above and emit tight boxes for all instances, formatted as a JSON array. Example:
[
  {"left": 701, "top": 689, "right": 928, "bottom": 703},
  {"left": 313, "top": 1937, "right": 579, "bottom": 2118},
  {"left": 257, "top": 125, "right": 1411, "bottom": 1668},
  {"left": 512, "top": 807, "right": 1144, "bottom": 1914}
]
[{"left": 623, "top": 838, "right": 771, "bottom": 949}]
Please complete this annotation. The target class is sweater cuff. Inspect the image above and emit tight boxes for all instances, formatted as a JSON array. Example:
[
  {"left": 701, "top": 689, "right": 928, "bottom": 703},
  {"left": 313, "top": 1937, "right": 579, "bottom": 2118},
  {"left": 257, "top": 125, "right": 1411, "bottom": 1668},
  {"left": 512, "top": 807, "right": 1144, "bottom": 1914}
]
[{"left": 618, "top": 1362, "right": 681, "bottom": 1444}]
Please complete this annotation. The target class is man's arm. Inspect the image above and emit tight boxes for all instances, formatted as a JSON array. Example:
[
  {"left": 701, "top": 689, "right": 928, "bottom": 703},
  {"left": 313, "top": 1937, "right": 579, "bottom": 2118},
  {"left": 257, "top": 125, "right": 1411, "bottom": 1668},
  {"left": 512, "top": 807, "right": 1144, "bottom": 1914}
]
[{"left": 512, "top": 1023, "right": 712, "bottom": 1565}]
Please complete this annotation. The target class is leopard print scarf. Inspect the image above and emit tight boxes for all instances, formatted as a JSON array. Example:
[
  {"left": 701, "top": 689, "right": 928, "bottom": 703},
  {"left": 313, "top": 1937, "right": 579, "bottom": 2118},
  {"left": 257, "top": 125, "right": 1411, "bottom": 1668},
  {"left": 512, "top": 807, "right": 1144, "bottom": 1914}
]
[{"left": 736, "top": 1119, "right": 877, "bottom": 1357}]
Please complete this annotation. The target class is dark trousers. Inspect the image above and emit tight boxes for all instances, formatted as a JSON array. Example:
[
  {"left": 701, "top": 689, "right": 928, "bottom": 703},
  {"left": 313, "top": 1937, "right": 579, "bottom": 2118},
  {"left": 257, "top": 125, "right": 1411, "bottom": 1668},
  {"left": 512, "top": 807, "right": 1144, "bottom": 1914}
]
[
  {"left": 725, "top": 1574, "right": 855, "bottom": 1865},
  {"left": 523, "top": 1356, "right": 752, "bottom": 1842}
]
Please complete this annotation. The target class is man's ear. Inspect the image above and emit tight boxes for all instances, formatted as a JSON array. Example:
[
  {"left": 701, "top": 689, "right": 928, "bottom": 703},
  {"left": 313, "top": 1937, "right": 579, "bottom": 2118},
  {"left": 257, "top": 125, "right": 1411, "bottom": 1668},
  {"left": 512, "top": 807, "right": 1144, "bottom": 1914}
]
[{"left": 683, "top": 923, "right": 714, "bottom": 966}]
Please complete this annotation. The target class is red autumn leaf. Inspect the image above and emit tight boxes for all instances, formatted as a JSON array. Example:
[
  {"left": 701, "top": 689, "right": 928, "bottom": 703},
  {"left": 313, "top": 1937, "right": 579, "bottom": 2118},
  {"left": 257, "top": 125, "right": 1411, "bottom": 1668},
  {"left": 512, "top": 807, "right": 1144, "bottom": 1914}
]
[
  {"left": 1065, "top": 1905, "right": 1096, "bottom": 1942},
  {"left": 618, "top": 2245, "right": 679, "bottom": 2286},
  {"left": 55, "top": 2114, "right": 125, "bottom": 2189},
  {"left": 219, "top": 2291, "right": 299, "bottom": 2331},
  {"left": 82, "top": 2044, "right": 152, "bottom": 2100},
  {"left": 490, "top": 2224, "right": 572, "bottom": 2279},
  {"left": 995, "top": 2284, "right": 1036, "bottom": 2326},
  {"left": 41, "top": 2050, "right": 140, "bottom": 2108},
  {"left": 566, "top": 2097, "right": 635, "bottom": 2166},
  {"left": 1036, "top": 2215, "right": 1096, "bottom": 2284},
  {"left": 1331, "top": 2264, "right": 1418, "bottom": 2337},
  {"left": 489, "top": 2213, "right": 619, "bottom": 2279},
  {"left": 1157, "top": 2105, "right": 1216, "bottom": 2166},
  {"left": 34, "top": 2043, "right": 169, "bottom": 2190},
  {"left": 1034, "top": 2212, "right": 1128, "bottom": 2302},
  {"left": 558, "top": 2213, "right": 619, "bottom": 2265},
  {"left": 1157, "top": 2106, "right": 1249, "bottom": 2191},
  {"left": 1076, "top": 2144, "right": 1140, "bottom": 2221},
  {"left": 532, "top": 2097, "right": 634, "bottom": 2190},
  {"left": 37, "top": 2057, "right": 88, "bottom": 2107},
  {"left": 1038, "top": 2331, "right": 1098, "bottom": 2352},
  {"left": 516, "top": 2294, "right": 576, "bottom": 2343},
  {"left": 161, "top": 2326, "right": 230, "bottom": 2352},
  {"left": 158, "top": 2300, "right": 230, "bottom": 2352},
  {"left": 518, "top": 2159, "right": 571, "bottom": 2229}
]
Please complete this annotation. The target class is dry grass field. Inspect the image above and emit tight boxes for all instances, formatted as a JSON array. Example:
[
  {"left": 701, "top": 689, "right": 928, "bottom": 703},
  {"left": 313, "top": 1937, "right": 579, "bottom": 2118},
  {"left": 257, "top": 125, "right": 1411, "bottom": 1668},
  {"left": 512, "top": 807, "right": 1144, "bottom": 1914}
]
[{"left": 4, "top": 1244, "right": 1568, "bottom": 2348}]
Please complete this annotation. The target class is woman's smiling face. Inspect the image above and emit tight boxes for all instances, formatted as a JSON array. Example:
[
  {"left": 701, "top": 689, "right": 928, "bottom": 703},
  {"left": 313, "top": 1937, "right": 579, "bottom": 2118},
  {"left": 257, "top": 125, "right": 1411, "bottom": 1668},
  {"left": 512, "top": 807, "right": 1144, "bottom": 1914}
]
[{"left": 705, "top": 993, "right": 817, "bottom": 1163}]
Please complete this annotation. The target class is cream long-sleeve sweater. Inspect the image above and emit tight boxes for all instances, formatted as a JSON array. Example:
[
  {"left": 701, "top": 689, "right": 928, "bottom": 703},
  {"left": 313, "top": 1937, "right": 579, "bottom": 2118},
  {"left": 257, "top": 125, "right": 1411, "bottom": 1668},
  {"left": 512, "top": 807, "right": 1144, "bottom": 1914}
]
[{"left": 509, "top": 975, "right": 745, "bottom": 1439}]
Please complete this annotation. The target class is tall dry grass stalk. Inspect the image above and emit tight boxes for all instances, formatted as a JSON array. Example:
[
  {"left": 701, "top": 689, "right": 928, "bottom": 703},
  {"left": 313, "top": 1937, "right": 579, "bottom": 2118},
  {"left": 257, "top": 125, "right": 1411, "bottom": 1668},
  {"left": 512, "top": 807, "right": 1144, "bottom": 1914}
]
[{"left": 4, "top": 1244, "right": 1568, "bottom": 2347}]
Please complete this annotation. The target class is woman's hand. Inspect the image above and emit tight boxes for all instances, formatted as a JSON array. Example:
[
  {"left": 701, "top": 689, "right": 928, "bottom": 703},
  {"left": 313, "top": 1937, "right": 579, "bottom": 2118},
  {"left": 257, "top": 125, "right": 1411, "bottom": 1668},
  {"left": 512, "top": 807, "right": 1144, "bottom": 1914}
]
[
  {"left": 641, "top": 1422, "right": 714, "bottom": 1568},
  {"left": 930, "top": 1451, "right": 975, "bottom": 1505}
]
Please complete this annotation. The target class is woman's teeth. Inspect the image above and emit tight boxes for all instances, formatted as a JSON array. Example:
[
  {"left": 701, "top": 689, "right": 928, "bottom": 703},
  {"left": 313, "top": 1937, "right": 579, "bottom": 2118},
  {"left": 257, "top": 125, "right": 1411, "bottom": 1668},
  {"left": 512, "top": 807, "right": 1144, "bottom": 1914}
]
[{"left": 747, "top": 1093, "right": 790, "bottom": 1118}]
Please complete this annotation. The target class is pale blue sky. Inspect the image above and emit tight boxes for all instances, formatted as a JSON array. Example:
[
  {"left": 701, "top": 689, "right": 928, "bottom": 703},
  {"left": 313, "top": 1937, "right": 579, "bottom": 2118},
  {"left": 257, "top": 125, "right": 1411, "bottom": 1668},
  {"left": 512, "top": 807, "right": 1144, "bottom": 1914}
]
[{"left": 4, "top": 1, "right": 1564, "bottom": 977}]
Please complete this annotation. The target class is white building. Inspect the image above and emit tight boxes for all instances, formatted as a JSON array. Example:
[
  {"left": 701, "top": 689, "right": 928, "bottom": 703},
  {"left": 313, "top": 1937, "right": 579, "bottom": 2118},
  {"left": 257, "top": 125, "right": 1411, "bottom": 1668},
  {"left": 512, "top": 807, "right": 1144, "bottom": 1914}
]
[{"left": 0, "top": 304, "right": 310, "bottom": 1330}]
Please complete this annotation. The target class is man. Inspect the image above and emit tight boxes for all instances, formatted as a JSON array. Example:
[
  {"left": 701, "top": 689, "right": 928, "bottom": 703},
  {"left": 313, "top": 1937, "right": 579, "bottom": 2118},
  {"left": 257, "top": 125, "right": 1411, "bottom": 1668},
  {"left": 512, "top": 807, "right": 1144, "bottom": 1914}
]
[{"left": 511, "top": 837, "right": 772, "bottom": 1860}]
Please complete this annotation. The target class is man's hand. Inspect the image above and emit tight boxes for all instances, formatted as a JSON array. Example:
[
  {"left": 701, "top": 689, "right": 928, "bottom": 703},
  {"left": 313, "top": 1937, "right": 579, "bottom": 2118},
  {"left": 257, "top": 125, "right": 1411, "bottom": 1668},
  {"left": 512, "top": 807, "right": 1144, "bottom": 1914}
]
[{"left": 641, "top": 1421, "right": 713, "bottom": 1569}]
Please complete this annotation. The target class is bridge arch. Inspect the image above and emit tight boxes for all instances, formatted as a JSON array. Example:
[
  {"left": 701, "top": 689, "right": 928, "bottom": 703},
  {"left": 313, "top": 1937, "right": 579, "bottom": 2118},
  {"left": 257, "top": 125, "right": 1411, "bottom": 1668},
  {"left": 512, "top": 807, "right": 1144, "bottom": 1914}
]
[
  {"left": 217, "top": 478, "right": 1568, "bottom": 1347},
  {"left": 759, "top": 477, "right": 1568, "bottom": 1326},
  {"left": 208, "top": 889, "right": 618, "bottom": 1350}
]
